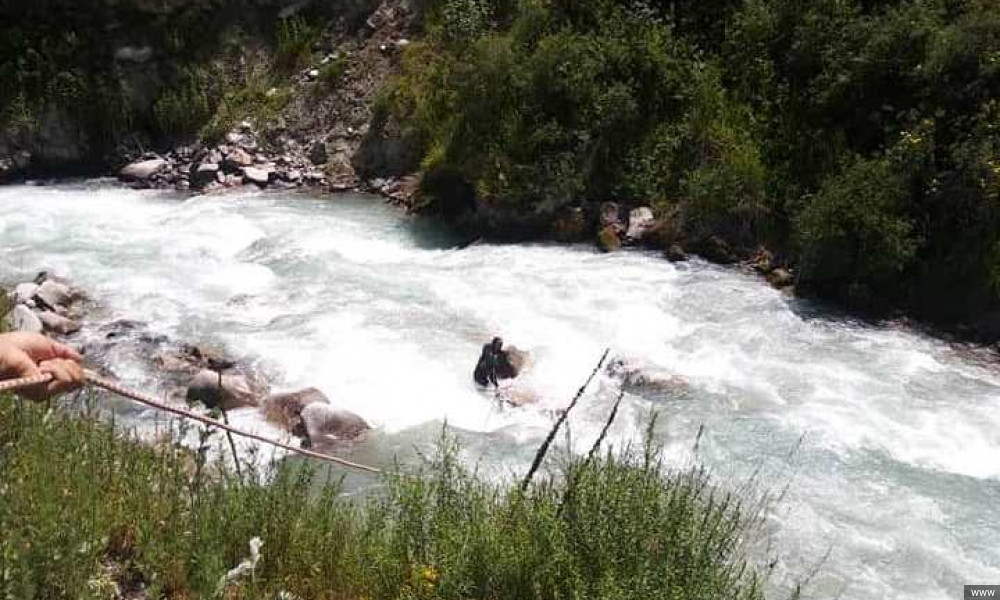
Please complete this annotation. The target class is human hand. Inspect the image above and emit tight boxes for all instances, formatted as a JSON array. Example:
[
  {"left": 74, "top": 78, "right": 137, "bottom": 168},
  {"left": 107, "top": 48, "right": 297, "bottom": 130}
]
[{"left": 0, "top": 332, "right": 85, "bottom": 400}]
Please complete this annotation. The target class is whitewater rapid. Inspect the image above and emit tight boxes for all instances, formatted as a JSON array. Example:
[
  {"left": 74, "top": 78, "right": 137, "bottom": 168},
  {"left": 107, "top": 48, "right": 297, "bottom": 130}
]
[{"left": 1, "top": 182, "right": 999, "bottom": 599}]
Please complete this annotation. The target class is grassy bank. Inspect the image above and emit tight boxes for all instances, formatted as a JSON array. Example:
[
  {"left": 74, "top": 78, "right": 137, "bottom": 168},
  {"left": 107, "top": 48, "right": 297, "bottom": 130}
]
[{"left": 0, "top": 396, "right": 772, "bottom": 600}]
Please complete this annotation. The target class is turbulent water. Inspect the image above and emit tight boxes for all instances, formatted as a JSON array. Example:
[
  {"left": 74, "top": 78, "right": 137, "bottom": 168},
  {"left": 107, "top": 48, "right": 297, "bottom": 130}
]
[{"left": 2, "top": 182, "right": 999, "bottom": 598}]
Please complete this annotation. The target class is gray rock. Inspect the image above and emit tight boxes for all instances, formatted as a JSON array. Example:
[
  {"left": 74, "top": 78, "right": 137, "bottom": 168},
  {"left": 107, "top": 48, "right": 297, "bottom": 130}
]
[
  {"left": 284, "top": 169, "right": 302, "bottom": 182},
  {"left": 665, "top": 244, "right": 688, "bottom": 262},
  {"left": 600, "top": 201, "right": 621, "bottom": 228},
  {"left": 35, "top": 280, "right": 73, "bottom": 309},
  {"left": 119, "top": 158, "right": 167, "bottom": 181},
  {"left": 242, "top": 167, "right": 273, "bottom": 187},
  {"left": 9, "top": 305, "right": 43, "bottom": 333},
  {"left": 186, "top": 370, "right": 260, "bottom": 411},
  {"left": 191, "top": 163, "right": 221, "bottom": 188},
  {"left": 626, "top": 206, "right": 656, "bottom": 242},
  {"left": 11, "top": 282, "right": 39, "bottom": 305},
  {"left": 36, "top": 310, "right": 81, "bottom": 335},
  {"left": 299, "top": 403, "right": 370, "bottom": 445},
  {"left": 35, "top": 279, "right": 75, "bottom": 309}
]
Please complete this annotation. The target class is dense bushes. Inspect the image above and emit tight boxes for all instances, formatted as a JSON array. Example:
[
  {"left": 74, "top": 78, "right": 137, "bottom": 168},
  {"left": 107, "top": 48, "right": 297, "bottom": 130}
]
[
  {"left": 0, "top": 398, "right": 770, "bottom": 599},
  {"left": 387, "top": 0, "right": 1000, "bottom": 328}
]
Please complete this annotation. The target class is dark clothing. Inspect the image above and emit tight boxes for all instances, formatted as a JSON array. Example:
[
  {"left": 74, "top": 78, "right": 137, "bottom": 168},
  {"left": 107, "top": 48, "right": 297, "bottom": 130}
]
[
  {"left": 474, "top": 344, "right": 518, "bottom": 387},
  {"left": 474, "top": 343, "right": 499, "bottom": 386}
]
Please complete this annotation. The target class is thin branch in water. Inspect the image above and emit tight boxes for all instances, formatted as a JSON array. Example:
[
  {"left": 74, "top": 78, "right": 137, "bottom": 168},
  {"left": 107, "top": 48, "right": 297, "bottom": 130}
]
[{"left": 520, "top": 348, "right": 609, "bottom": 493}]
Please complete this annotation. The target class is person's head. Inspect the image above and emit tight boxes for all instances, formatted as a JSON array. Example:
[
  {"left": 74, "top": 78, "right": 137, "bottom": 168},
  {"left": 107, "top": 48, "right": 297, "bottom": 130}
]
[{"left": 491, "top": 337, "right": 503, "bottom": 352}]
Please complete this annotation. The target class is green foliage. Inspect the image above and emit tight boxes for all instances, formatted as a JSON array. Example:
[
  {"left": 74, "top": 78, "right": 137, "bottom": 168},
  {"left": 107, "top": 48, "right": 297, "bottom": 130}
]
[
  {"left": 153, "top": 68, "right": 215, "bottom": 141},
  {"left": 0, "top": 399, "right": 768, "bottom": 600},
  {"left": 388, "top": 0, "right": 1000, "bottom": 324},
  {"left": 795, "top": 156, "right": 920, "bottom": 308},
  {"left": 275, "top": 16, "right": 319, "bottom": 74}
]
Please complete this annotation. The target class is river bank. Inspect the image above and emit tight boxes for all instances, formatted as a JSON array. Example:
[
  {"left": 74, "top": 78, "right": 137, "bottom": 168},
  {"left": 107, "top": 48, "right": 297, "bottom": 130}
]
[{"left": 1, "top": 396, "right": 770, "bottom": 600}]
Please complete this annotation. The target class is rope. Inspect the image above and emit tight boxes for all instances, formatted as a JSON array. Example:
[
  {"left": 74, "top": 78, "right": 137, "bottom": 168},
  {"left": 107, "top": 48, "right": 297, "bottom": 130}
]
[{"left": 0, "top": 369, "right": 382, "bottom": 475}]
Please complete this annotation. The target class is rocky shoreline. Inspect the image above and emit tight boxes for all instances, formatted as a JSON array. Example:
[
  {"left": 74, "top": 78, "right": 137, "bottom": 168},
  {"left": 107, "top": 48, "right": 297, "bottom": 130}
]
[{"left": 2, "top": 272, "right": 371, "bottom": 451}]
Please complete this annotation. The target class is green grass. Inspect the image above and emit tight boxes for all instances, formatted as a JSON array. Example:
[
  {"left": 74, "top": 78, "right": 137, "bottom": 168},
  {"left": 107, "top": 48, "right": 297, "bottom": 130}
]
[{"left": 0, "top": 398, "right": 771, "bottom": 600}]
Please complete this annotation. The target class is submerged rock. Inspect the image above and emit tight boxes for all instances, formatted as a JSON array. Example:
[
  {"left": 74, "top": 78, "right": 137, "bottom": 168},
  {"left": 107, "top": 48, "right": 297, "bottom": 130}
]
[{"left": 299, "top": 403, "right": 370, "bottom": 446}]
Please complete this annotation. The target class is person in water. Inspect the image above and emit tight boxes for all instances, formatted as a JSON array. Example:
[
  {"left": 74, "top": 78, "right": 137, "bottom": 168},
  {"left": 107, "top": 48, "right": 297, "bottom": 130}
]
[
  {"left": 0, "top": 332, "right": 85, "bottom": 400},
  {"left": 473, "top": 337, "right": 520, "bottom": 387}
]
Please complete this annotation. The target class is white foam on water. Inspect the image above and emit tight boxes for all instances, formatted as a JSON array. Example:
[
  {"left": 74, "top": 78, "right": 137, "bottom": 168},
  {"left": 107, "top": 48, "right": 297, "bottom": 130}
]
[{"left": 2, "top": 183, "right": 1000, "bottom": 599}]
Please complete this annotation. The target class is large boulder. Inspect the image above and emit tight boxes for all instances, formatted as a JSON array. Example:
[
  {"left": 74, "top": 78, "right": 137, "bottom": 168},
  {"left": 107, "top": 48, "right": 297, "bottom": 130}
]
[
  {"left": 9, "top": 305, "right": 43, "bottom": 333},
  {"left": 262, "top": 387, "right": 330, "bottom": 431},
  {"left": 36, "top": 310, "right": 81, "bottom": 335},
  {"left": 606, "top": 357, "right": 688, "bottom": 393},
  {"left": 625, "top": 207, "right": 656, "bottom": 243},
  {"left": 119, "top": 158, "right": 167, "bottom": 181},
  {"left": 242, "top": 167, "right": 273, "bottom": 187},
  {"left": 186, "top": 369, "right": 260, "bottom": 410},
  {"left": 299, "top": 403, "right": 370, "bottom": 446}
]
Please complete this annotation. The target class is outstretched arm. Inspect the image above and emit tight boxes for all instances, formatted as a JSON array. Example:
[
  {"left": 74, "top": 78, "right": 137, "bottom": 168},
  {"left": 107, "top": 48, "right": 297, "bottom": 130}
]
[{"left": 0, "top": 332, "right": 85, "bottom": 400}]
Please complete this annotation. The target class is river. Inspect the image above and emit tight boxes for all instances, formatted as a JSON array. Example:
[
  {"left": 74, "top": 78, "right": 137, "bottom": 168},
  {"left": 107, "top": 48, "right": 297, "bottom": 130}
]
[{"left": 1, "top": 181, "right": 999, "bottom": 599}]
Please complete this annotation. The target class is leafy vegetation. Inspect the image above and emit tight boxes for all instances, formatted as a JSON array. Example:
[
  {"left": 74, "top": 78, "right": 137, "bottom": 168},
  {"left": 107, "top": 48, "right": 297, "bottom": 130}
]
[
  {"left": 0, "top": 398, "right": 770, "bottom": 599},
  {"left": 389, "top": 0, "right": 1000, "bottom": 327}
]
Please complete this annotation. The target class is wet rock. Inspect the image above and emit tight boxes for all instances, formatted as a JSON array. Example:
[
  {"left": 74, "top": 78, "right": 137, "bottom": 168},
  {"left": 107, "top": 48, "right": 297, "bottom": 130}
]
[
  {"left": 299, "top": 403, "right": 370, "bottom": 446},
  {"left": 665, "top": 243, "right": 688, "bottom": 262},
  {"left": 36, "top": 310, "right": 81, "bottom": 335},
  {"left": 192, "top": 163, "right": 220, "bottom": 188},
  {"left": 768, "top": 268, "right": 794, "bottom": 289},
  {"left": 242, "top": 167, "right": 273, "bottom": 187},
  {"left": 695, "top": 236, "right": 737, "bottom": 264},
  {"left": 625, "top": 206, "right": 656, "bottom": 243},
  {"left": 552, "top": 208, "right": 588, "bottom": 243},
  {"left": 262, "top": 387, "right": 330, "bottom": 431},
  {"left": 749, "top": 248, "right": 774, "bottom": 274},
  {"left": 119, "top": 158, "right": 167, "bottom": 182},
  {"left": 9, "top": 305, "right": 43, "bottom": 333},
  {"left": 606, "top": 357, "right": 688, "bottom": 393},
  {"left": 597, "top": 226, "right": 622, "bottom": 253},
  {"left": 186, "top": 369, "right": 261, "bottom": 411}
]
